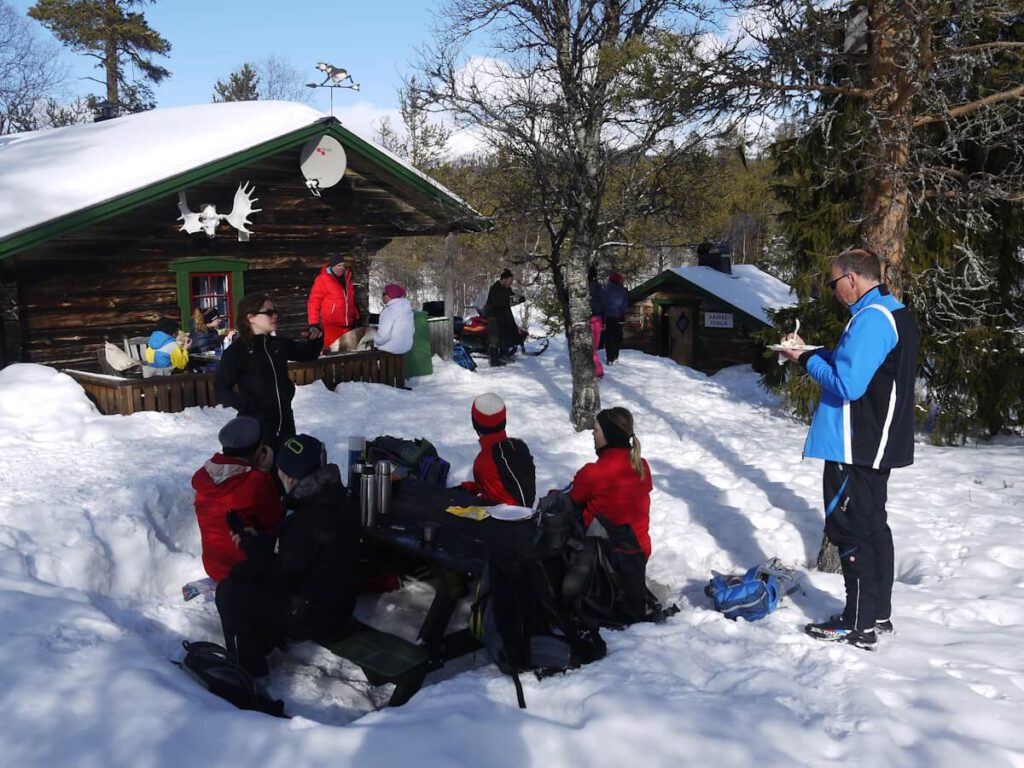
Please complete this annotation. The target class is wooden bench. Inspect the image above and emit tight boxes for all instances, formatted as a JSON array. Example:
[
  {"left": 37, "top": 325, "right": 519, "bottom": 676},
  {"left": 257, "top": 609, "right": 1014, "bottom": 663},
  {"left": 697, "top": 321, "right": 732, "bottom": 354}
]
[{"left": 318, "top": 620, "right": 481, "bottom": 706}]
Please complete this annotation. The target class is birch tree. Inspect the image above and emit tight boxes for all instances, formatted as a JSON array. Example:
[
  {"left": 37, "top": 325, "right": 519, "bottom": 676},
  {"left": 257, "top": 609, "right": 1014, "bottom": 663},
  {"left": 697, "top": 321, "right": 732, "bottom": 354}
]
[{"left": 421, "top": 0, "right": 717, "bottom": 429}]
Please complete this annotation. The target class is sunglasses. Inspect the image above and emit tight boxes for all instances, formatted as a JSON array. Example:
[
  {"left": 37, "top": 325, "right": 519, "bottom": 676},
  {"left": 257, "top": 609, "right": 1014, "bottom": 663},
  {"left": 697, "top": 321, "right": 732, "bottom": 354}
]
[
  {"left": 827, "top": 273, "right": 852, "bottom": 291},
  {"left": 252, "top": 309, "right": 279, "bottom": 317}
]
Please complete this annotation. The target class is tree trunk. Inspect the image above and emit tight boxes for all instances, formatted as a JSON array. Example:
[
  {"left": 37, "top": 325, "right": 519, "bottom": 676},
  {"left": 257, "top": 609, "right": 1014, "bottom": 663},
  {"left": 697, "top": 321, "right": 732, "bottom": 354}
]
[
  {"left": 816, "top": 533, "right": 841, "bottom": 573},
  {"left": 105, "top": 0, "right": 119, "bottom": 106},
  {"left": 861, "top": 0, "right": 922, "bottom": 299},
  {"left": 566, "top": 247, "right": 600, "bottom": 431}
]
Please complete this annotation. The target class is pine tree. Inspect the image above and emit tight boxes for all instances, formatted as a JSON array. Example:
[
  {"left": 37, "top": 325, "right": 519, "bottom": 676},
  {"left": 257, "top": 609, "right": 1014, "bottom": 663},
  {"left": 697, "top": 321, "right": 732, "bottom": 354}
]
[
  {"left": 212, "top": 63, "right": 260, "bottom": 103},
  {"left": 28, "top": 0, "right": 170, "bottom": 114},
  {"left": 764, "top": 6, "right": 1024, "bottom": 442}
]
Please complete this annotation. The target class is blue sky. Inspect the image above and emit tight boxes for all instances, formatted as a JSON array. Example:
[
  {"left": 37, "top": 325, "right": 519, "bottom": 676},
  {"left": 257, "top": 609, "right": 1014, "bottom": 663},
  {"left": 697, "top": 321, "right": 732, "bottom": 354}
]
[{"left": 12, "top": 0, "right": 448, "bottom": 140}]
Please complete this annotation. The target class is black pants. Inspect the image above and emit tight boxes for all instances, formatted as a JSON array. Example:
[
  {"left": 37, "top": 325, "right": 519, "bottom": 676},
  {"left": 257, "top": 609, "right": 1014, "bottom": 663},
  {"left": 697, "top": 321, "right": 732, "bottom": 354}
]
[
  {"left": 215, "top": 574, "right": 288, "bottom": 677},
  {"left": 822, "top": 461, "right": 894, "bottom": 631},
  {"left": 604, "top": 317, "right": 623, "bottom": 363}
]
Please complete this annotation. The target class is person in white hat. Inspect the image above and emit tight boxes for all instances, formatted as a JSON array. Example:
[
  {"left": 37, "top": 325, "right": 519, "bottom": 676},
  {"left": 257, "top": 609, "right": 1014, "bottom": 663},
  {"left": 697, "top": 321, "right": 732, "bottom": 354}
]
[{"left": 459, "top": 392, "right": 536, "bottom": 506}]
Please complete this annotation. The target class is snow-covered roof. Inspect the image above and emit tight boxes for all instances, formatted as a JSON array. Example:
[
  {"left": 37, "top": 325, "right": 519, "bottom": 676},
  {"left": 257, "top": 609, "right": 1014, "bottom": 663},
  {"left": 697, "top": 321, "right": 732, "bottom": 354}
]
[
  {"left": 0, "top": 101, "right": 478, "bottom": 246},
  {"left": 668, "top": 263, "right": 797, "bottom": 324}
]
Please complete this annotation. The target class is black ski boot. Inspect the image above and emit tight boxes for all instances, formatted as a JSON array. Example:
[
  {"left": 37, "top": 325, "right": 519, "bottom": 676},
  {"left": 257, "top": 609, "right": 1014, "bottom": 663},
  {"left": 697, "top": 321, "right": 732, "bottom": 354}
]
[{"left": 489, "top": 346, "right": 506, "bottom": 367}]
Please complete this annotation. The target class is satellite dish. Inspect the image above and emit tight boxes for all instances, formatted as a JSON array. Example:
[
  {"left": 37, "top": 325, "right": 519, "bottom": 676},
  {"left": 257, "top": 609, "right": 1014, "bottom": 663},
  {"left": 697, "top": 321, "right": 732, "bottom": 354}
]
[{"left": 300, "top": 135, "right": 347, "bottom": 195}]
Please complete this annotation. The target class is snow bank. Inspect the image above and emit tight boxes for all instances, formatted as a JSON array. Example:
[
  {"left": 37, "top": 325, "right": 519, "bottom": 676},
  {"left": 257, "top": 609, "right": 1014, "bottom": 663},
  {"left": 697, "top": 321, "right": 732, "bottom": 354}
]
[{"left": 1, "top": 339, "right": 1023, "bottom": 766}]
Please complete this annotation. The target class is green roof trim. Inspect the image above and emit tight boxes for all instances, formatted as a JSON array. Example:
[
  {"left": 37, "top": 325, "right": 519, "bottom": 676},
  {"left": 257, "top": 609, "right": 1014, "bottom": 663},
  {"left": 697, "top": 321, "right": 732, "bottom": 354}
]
[
  {"left": 628, "top": 270, "right": 770, "bottom": 329},
  {"left": 0, "top": 116, "right": 488, "bottom": 261}
]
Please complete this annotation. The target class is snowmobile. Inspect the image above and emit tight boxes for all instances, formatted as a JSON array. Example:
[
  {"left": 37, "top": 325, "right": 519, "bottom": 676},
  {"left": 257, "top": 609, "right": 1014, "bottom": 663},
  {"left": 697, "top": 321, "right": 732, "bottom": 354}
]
[{"left": 453, "top": 307, "right": 549, "bottom": 359}]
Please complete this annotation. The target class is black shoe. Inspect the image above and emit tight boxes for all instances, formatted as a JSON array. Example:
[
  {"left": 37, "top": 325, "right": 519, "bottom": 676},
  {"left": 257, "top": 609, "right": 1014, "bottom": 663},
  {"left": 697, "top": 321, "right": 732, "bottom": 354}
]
[
  {"left": 875, "top": 618, "right": 894, "bottom": 634},
  {"left": 489, "top": 358, "right": 507, "bottom": 368},
  {"left": 805, "top": 617, "right": 877, "bottom": 650}
]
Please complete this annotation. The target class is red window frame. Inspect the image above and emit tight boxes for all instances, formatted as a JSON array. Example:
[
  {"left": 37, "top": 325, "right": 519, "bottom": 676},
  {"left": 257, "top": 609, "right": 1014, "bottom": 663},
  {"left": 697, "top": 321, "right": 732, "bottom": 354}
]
[{"left": 189, "top": 272, "right": 234, "bottom": 326}]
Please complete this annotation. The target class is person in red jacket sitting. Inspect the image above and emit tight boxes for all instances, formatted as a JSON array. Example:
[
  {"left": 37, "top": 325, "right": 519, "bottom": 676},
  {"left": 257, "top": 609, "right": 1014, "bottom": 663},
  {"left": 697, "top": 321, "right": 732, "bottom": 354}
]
[
  {"left": 460, "top": 392, "right": 536, "bottom": 507},
  {"left": 307, "top": 253, "right": 360, "bottom": 350},
  {"left": 570, "top": 406, "right": 652, "bottom": 555},
  {"left": 191, "top": 416, "right": 284, "bottom": 582},
  {"left": 569, "top": 406, "right": 652, "bottom": 621}
]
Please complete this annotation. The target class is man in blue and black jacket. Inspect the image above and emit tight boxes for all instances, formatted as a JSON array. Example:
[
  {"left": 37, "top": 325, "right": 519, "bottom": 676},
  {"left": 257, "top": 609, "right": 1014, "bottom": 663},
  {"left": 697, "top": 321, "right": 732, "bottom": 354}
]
[{"left": 780, "top": 248, "right": 918, "bottom": 650}]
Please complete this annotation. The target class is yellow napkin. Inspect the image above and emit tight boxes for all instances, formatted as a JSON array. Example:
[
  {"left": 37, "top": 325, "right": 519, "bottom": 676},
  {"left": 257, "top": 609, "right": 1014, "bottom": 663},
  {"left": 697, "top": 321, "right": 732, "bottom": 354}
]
[{"left": 445, "top": 505, "right": 490, "bottom": 521}]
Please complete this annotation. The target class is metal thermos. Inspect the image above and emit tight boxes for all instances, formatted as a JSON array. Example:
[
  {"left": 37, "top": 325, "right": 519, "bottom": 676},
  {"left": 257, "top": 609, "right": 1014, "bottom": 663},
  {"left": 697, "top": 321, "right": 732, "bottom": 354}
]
[
  {"left": 375, "top": 460, "right": 393, "bottom": 516},
  {"left": 350, "top": 461, "right": 366, "bottom": 501},
  {"left": 347, "top": 436, "right": 366, "bottom": 488},
  {"left": 360, "top": 470, "right": 378, "bottom": 527}
]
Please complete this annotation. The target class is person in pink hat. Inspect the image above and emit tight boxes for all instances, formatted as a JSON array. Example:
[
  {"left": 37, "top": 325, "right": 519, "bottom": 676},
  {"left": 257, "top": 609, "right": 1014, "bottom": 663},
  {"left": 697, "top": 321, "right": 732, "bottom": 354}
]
[{"left": 374, "top": 283, "right": 414, "bottom": 354}]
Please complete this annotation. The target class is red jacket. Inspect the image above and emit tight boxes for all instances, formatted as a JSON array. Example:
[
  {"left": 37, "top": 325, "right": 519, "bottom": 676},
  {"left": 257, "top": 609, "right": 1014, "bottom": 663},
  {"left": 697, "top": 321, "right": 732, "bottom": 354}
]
[
  {"left": 461, "top": 430, "right": 523, "bottom": 505},
  {"left": 569, "top": 447, "right": 653, "bottom": 558},
  {"left": 307, "top": 265, "right": 359, "bottom": 331},
  {"left": 191, "top": 454, "right": 284, "bottom": 581}
]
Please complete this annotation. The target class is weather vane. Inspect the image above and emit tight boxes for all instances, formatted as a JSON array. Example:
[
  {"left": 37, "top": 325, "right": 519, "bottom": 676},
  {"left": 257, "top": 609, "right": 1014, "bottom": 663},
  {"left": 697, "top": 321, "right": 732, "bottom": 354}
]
[{"left": 306, "top": 63, "right": 360, "bottom": 115}]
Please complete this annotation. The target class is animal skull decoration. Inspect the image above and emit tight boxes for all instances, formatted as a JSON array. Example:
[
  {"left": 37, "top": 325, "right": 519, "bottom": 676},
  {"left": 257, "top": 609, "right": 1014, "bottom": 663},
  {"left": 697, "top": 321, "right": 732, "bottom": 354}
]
[{"left": 177, "top": 182, "right": 261, "bottom": 239}]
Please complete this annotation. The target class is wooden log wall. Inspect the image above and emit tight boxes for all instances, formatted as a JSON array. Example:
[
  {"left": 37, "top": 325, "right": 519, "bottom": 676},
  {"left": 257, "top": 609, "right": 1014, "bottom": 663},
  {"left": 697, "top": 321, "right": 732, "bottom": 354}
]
[
  {"left": 7, "top": 235, "right": 380, "bottom": 370},
  {"left": 621, "top": 288, "right": 768, "bottom": 373}
]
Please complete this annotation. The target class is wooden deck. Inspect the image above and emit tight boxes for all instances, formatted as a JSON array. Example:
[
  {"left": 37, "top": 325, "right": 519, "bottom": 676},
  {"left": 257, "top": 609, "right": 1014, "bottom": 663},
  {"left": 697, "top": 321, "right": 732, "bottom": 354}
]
[{"left": 66, "top": 350, "right": 405, "bottom": 416}]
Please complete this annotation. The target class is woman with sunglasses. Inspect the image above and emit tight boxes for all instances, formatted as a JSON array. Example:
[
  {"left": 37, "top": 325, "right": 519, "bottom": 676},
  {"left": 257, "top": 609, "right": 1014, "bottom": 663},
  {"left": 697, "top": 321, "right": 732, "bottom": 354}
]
[{"left": 215, "top": 294, "right": 323, "bottom": 449}]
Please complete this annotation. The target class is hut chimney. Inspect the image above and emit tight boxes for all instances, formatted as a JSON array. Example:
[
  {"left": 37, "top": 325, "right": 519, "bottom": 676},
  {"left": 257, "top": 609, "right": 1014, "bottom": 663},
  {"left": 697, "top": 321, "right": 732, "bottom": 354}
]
[{"left": 697, "top": 241, "right": 732, "bottom": 274}]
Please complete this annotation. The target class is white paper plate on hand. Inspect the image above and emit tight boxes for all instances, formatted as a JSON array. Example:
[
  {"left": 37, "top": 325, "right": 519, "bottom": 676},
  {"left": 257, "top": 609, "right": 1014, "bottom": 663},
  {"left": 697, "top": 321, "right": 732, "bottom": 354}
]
[
  {"left": 488, "top": 504, "right": 536, "bottom": 521},
  {"left": 767, "top": 344, "right": 822, "bottom": 352}
]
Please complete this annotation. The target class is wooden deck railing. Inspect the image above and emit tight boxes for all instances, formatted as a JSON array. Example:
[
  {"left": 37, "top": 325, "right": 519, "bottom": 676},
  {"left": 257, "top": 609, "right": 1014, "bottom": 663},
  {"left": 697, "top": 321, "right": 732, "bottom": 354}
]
[{"left": 66, "top": 350, "right": 405, "bottom": 416}]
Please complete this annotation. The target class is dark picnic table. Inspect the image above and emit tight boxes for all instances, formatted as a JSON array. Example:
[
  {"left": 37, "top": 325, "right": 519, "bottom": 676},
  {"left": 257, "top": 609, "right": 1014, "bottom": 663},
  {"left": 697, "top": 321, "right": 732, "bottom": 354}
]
[{"left": 319, "top": 479, "right": 541, "bottom": 706}]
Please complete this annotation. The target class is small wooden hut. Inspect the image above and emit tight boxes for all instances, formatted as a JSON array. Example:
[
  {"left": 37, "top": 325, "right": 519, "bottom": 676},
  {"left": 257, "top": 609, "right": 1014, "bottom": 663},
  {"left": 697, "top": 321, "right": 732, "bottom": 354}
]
[
  {"left": 0, "top": 101, "right": 488, "bottom": 372},
  {"left": 622, "top": 251, "right": 795, "bottom": 373}
]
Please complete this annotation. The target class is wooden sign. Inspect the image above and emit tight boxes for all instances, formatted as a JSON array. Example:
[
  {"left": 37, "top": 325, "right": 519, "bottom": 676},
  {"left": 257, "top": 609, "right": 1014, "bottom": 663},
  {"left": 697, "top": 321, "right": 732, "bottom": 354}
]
[{"left": 704, "top": 312, "right": 734, "bottom": 329}]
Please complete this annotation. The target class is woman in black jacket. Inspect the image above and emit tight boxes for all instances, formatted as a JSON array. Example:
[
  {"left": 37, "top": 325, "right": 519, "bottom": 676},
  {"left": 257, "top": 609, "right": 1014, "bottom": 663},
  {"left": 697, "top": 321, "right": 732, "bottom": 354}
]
[{"left": 214, "top": 293, "right": 323, "bottom": 448}]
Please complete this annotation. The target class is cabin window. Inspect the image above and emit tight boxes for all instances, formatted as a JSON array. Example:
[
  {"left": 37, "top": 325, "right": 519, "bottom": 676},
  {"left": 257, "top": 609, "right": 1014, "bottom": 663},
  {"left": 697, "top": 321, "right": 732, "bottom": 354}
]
[
  {"left": 190, "top": 273, "right": 233, "bottom": 324},
  {"left": 169, "top": 257, "right": 248, "bottom": 327}
]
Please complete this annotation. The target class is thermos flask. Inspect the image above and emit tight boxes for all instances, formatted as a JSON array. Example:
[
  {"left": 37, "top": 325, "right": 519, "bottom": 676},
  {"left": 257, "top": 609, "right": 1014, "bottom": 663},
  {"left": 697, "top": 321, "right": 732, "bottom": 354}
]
[
  {"left": 350, "top": 461, "right": 365, "bottom": 502},
  {"left": 360, "top": 470, "right": 378, "bottom": 527},
  {"left": 375, "top": 460, "right": 393, "bottom": 517}
]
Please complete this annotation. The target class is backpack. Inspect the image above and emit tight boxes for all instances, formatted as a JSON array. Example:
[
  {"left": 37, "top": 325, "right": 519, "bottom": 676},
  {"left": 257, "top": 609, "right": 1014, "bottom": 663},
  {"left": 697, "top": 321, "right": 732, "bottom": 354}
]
[
  {"left": 491, "top": 438, "right": 536, "bottom": 507},
  {"left": 470, "top": 552, "right": 605, "bottom": 708},
  {"left": 704, "top": 566, "right": 782, "bottom": 621},
  {"left": 452, "top": 342, "right": 477, "bottom": 372},
  {"left": 417, "top": 454, "right": 451, "bottom": 487},
  {"left": 366, "top": 436, "right": 438, "bottom": 474},
  {"left": 560, "top": 514, "right": 676, "bottom": 628},
  {"left": 176, "top": 641, "right": 287, "bottom": 717}
]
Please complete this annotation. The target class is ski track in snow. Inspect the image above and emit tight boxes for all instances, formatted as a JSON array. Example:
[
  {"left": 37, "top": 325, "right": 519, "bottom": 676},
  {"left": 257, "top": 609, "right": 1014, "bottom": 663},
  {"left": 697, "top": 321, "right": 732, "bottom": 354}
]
[{"left": 0, "top": 342, "right": 1022, "bottom": 766}]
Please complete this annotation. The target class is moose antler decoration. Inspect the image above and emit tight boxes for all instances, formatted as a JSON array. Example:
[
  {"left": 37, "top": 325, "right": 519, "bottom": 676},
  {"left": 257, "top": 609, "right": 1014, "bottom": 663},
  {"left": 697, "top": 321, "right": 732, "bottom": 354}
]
[{"left": 177, "top": 182, "right": 262, "bottom": 240}]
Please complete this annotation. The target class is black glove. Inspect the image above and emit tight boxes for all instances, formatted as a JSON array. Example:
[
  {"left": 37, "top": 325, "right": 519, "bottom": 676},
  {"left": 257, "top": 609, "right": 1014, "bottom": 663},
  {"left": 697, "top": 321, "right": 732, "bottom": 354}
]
[{"left": 226, "top": 509, "right": 245, "bottom": 537}]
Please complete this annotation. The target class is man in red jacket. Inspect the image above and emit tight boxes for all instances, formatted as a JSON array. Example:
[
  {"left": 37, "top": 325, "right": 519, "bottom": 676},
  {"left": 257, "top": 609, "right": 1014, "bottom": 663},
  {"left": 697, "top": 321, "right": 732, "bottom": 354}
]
[
  {"left": 307, "top": 253, "right": 360, "bottom": 350},
  {"left": 192, "top": 416, "right": 284, "bottom": 582},
  {"left": 460, "top": 393, "right": 536, "bottom": 507}
]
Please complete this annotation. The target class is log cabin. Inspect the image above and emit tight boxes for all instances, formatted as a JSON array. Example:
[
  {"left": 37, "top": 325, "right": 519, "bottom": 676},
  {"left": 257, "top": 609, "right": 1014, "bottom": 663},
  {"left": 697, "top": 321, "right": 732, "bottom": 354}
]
[
  {"left": 622, "top": 247, "right": 796, "bottom": 373},
  {"left": 0, "top": 101, "right": 489, "bottom": 372}
]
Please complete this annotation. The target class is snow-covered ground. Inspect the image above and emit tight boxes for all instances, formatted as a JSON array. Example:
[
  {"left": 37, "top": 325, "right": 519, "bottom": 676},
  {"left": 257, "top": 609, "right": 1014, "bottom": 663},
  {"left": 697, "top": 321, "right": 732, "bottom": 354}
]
[{"left": 0, "top": 341, "right": 1022, "bottom": 767}]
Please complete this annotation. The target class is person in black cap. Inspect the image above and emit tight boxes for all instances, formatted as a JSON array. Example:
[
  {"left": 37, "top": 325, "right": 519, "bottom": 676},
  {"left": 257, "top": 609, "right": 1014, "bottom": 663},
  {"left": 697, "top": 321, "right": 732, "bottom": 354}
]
[
  {"left": 191, "top": 416, "right": 283, "bottom": 582},
  {"left": 189, "top": 306, "right": 234, "bottom": 355},
  {"left": 307, "top": 253, "right": 360, "bottom": 351},
  {"left": 145, "top": 316, "right": 191, "bottom": 371},
  {"left": 483, "top": 269, "right": 522, "bottom": 367},
  {"left": 215, "top": 434, "right": 360, "bottom": 677}
]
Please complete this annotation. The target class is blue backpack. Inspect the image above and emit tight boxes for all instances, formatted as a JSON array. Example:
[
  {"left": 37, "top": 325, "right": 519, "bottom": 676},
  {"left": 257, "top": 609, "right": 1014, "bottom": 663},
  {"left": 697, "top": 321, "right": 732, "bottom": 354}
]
[
  {"left": 705, "top": 566, "right": 782, "bottom": 621},
  {"left": 453, "top": 342, "right": 477, "bottom": 371},
  {"left": 417, "top": 454, "right": 451, "bottom": 487}
]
